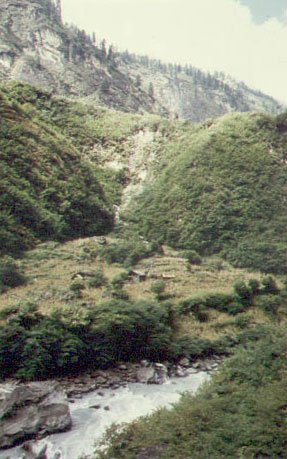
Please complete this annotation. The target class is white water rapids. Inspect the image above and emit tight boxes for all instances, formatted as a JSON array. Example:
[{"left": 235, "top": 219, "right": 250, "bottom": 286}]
[{"left": 0, "top": 372, "right": 209, "bottom": 459}]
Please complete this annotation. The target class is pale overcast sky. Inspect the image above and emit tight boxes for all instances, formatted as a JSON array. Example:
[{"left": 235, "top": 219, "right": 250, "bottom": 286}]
[{"left": 61, "top": 0, "right": 287, "bottom": 102}]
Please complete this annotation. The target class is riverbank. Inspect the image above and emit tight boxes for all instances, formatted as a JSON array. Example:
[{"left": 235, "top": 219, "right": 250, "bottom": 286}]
[
  {"left": 0, "top": 356, "right": 222, "bottom": 458},
  {"left": 0, "top": 371, "right": 212, "bottom": 459},
  {"left": 53, "top": 355, "right": 223, "bottom": 399}
]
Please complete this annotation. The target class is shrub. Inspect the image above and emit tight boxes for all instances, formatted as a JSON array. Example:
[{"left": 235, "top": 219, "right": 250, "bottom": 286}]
[
  {"left": 261, "top": 276, "right": 279, "bottom": 295},
  {"left": 248, "top": 278, "right": 261, "bottom": 296},
  {"left": 92, "top": 299, "right": 174, "bottom": 363},
  {"left": 69, "top": 280, "right": 85, "bottom": 292},
  {"left": 255, "top": 295, "right": 281, "bottom": 317},
  {"left": 99, "top": 239, "right": 159, "bottom": 267},
  {"left": 150, "top": 280, "right": 166, "bottom": 300},
  {"left": 233, "top": 280, "right": 252, "bottom": 307},
  {"left": 194, "top": 307, "right": 209, "bottom": 322},
  {"left": 88, "top": 270, "right": 107, "bottom": 288},
  {"left": 169, "top": 334, "right": 218, "bottom": 361},
  {"left": 234, "top": 314, "right": 251, "bottom": 329},
  {"left": 204, "top": 293, "right": 235, "bottom": 312},
  {"left": 226, "top": 301, "right": 246, "bottom": 316},
  {"left": 180, "top": 297, "right": 204, "bottom": 315},
  {"left": 0, "top": 256, "right": 26, "bottom": 288},
  {"left": 182, "top": 250, "right": 202, "bottom": 265}
]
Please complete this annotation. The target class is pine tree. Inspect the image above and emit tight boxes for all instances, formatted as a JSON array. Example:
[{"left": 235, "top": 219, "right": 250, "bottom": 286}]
[
  {"left": 148, "top": 82, "right": 154, "bottom": 100},
  {"left": 56, "top": 0, "right": 62, "bottom": 21}
]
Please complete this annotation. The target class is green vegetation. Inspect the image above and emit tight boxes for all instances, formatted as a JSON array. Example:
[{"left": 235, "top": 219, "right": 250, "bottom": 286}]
[
  {"left": 3, "top": 80, "right": 287, "bottom": 456},
  {"left": 0, "top": 270, "right": 285, "bottom": 382},
  {"left": 125, "top": 111, "right": 287, "bottom": 274},
  {"left": 96, "top": 324, "right": 287, "bottom": 458},
  {"left": 0, "top": 300, "right": 178, "bottom": 380},
  {"left": 0, "top": 256, "right": 26, "bottom": 292},
  {"left": 0, "top": 82, "right": 117, "bottom": 255},
  {"left": 99, "top": 238, "right": 162, "bottom": 267}
]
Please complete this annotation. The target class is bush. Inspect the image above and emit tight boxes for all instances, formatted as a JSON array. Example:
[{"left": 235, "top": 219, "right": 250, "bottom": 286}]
[
  {"left": 194, "top": 307, "right": 209, "bottom": 322},
  {"left": 204, "top": 293, "right": 235, "bottom": 312},
  {"left": 88, "top": 270, "right": 107, "bottom": 288},
  {"left": 226, "top": 301, "right": 246, "bottom": 316},
  {"left": 261, "top": 276, "right": 279, "bottom": 295},
  {"left": 180, "top": 297, "right": 204, "bottom": 315},
  {"left": 182, "top": 250, "right": 202, "bottom": 265},
  {"left": 150, "top": 280, "right": 166, "bottom": 300},
  {"left": 92, "top": 299, "right": 174, "bottom": 363},
  {"left": 0, "top": 300, "right": 177, "bottom": 380},
  {"left": 99, "top": 239, "right": 159, "bottom": 267},
  {"left": 0, "top": 256, "right": 26, "bottom": 288},
  {"left": 168, "top": 334, "right": 219, "bottom": 362},
  {"left": 233, "top": 280, "right": 252, "bottom": 307},
  {"left": 69, "top": 280, "right": 85, "bottom": 292},
  {"left": 248, "top": 278, "right": 261, "bottom": 296},
  {"left": 110, "top": 271, "right": 129, "bottom": 289},
  {"left": 234, "top": 314, "right": 251, "bottom": 329},
  {"left": 255, "top": 295, "right": 281, "bottom": 317}
]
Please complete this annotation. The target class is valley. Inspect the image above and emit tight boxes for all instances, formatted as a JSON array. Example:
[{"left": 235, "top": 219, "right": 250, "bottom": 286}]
[{"left": 1, "top": 0, "right": 287, "bottom": 457}]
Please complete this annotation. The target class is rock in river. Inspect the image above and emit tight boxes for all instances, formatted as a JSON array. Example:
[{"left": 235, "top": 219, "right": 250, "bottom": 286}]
[{"left": 0, "top": 382, "right": 71, "bottom": 449}]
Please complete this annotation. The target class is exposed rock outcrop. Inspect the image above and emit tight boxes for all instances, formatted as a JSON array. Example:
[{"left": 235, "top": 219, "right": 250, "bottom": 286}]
[
  {"left": 0, "top": 383, "right": 71, "bottom": 450},
  {"left": 0, "top": 0, "right": 156, "bottom": 114}
]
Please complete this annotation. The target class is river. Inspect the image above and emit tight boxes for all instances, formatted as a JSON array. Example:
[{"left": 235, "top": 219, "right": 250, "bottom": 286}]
[{"left": 0, "top": 372, "right": 209, "bottom": 459}]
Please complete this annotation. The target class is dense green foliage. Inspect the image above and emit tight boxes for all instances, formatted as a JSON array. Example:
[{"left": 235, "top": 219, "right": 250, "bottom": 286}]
[
  {"left": 180, "top": 276, "right": 280, "bottom": 316},
  {"left": 0, "top": 256, "right": 26, "bottom": 292},
  {"left": 0, "top": 82, "right": 117, "bottom": 255},
  {"left": 0, "top": 81, "right": 186, "bottom": 256},
  {"left": 96, "top": 324, "right": 287, "bottom": 458},
  {"left": 0, "top": 300, "right": 173, "bottom": 380},
  {"left": 0, "top": 295, "right": 235, "bottom": 381},
  {"left": 99, "top": 238, "right": 162, "bottom": 267},
  {"left": 125, "top": 111, "right": 287, "bottom": 273}
]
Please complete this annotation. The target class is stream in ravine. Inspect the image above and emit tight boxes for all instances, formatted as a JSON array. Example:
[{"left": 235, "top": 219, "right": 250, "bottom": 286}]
[{"left": 0, "top": 372, "right": 210, "bottom": 459}]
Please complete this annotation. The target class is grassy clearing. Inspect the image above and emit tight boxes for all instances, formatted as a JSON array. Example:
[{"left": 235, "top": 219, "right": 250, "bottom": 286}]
[{"left": 0, "top": 236, "right": 275, "bottom": 344}]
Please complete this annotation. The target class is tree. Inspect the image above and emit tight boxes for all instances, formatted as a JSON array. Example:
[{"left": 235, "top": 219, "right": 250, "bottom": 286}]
[
  {"left": 135, "top": 75, "right": 142, "bottom": 87},
  {"left": 101, "top": 39, "right": 107, "bottom": 57},
  {"left": 107, "top": 45, "right": 114, "bottom": 60},
  {"left": 55, "top": 0, "right": 62, "bottom": 21},
  {"left": 148, "top": 82, "right": 155, "bottom": 100}
]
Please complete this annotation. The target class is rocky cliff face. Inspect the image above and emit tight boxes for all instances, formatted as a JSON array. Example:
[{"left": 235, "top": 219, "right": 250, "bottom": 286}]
[
  {"left": 118, "top": 58, "right": 282, "bottom": 122},
  {"left": 0, "top": 0, "right": 156, "bottom": 113},
  {"left": 0, "top": 0, "right": 283, "bottom": 121}
]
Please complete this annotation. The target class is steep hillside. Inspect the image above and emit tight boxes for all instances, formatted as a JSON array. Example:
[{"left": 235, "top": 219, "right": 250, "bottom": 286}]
[
  {"left": 96, "top": 323, "right": 287, "bottom": 458},
  {"left": 124, "top": 111, "right": 287, "bottom": 274},
  {"left": 0, "top": 82, "right": 116, "bottom": 255},
  {"left": 0, "top": 81, "right": 187, "bottom": 255},
  {"left": 0, "top": 0, "right": 156, "bottom": 113},
  {"left": 2, "top": 81, "right": 287, "bottom": 276},
  {"left": 119, "top": 53, "right": 282, "bottom": 122},
  {"left": 0, "top": 0, "right": 282, "bottom": 121}
]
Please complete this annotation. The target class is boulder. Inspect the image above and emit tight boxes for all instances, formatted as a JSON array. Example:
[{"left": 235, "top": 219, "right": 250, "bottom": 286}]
[
  {"left": 136, "top": 366, "right": 155, "bottom": 383},
  {"left": 153, "top": 363, "right": 168, "bottom": 384},
  {"left": 178, "top": 357, "right": 190, "bottom": 368},
  {"left": 136, "top": 363, "right": 168, "bottom": 384},
  {"left": 20, "top": 440, "right": 48, "bottom": 459},
  {"left": 0, "top": 383, "right": 71, "bottom": 450},
  {"left": 175, "top": 366, "right": 187, "bottom": 377}
]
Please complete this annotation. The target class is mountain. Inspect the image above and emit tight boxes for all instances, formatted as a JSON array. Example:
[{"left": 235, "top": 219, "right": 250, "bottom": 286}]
[
  {"left": 2, "top": 80, "right": 287, "bottom": 275},
  {"left": 118, "top": 52, "right": 282, "bottom": 122},
  {"left": 123, "top": 110, "right": 287, "bottom": 274},
  {"left": 0, "top": 0, "right": 155, "bottom": 114},
  {"left": 0, "top": 0, "right": 282, "bottom": 121},
  {"left": 0, "top": 81, "right": 116, "bottom": 255},
  {"left": 0, "top": 80, "right": 183, "bottom": 255}
]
